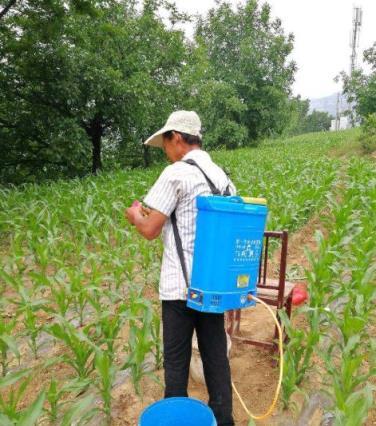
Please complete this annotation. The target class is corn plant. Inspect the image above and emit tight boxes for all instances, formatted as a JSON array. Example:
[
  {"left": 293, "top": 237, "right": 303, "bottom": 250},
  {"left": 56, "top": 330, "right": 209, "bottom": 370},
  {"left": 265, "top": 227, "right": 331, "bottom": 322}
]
[
  {"left": 66, "top": 268, "right": 90, "bottom": 327},
  {"left": 59, "top": 394, "right": 97, "bottom": 426},
  {"left": 150, "top": 306, "right": 162, "bottom": 370},
  {"left": 13, "top": 288, "right": 48, "bottom": 359},
  {"left": 280, "top": 230, "right": 337, "bottom": 407},
  {"left": 7, "top": 234, "right": 28, "bottom": 276},
  {"left": 0, "top": 369, "right": 45, "bottom": 424},
  {"left": 122, "top": 294, "right": 157, "bottom": 395},
  {"left": 320, "top": 160, "right": 376, "bottom": 423},
  {"left": 91, "top": 305, "right": 127, "bottom": 363},
  {"left": 47, "top": 319, "right": 95, "bottom": 380},
  {"left": 0, "top": 316, "right": 20, "bottom": 377},
  {"left": 281, "top": 159, "right": 376, "bottom": 422},
  {"left": 44, "top": 377, "right": 92, "bottom": 423},
  {"left": 94, "top": 348, "right": 116, "bottom": 424},
  {"left": 49, "top": 276, "right": 72, "bottom": 319}
]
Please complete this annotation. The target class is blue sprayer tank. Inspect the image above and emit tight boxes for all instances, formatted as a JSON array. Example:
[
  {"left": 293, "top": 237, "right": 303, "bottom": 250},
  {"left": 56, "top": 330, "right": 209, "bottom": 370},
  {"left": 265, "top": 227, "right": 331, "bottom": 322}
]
[{"left": 187, "top": 196, "right": 268, "bottom": 313}]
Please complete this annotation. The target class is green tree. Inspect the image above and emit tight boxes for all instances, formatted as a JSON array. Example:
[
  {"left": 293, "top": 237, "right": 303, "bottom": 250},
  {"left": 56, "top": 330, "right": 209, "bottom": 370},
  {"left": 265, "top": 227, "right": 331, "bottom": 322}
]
[
  {"left": 342, "top": 43, "right": 376, "bottom": 122},
  {"left": 359, "top": 113, "right": 376, "bottom": 153},
  {"left": 284, "top": 96, "right": 310, "bottom": 136},
  {"left": 180, "top": 39, "right": 248, "bottom": 149},
  {"left": 0, "top": 0, "right": 187, "bottom": 184},
  {"left": 303, "top": 110, "right": 332, "bottom": 133},
  {"left": 195, "top": 0, "right": 296, "bottom": 143}
]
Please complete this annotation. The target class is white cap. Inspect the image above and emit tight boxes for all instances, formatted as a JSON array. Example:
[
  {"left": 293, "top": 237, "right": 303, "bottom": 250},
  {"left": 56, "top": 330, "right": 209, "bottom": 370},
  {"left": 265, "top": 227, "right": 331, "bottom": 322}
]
[{"left": 144, "top": 110, "right": 202, "bottom": 148}]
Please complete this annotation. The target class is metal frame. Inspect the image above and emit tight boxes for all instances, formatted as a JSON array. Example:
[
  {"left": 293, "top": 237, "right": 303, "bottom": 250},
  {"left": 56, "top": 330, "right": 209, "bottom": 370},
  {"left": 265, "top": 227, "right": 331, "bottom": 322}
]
[{"left": 226, "top": 230, "right": 294, "bottom": 350}]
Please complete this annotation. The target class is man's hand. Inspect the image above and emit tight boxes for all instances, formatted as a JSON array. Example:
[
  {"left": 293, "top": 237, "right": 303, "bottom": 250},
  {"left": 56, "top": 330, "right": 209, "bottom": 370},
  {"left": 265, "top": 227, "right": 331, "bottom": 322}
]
[
  {"left": 141, "top": 205, "right": 151, "bottom": 217},
  {"left": 125, "top": 202, "right": 142, "bottom": 225},
  {"left": 125, "top": 200, "right": 167, "bottom": 240}
]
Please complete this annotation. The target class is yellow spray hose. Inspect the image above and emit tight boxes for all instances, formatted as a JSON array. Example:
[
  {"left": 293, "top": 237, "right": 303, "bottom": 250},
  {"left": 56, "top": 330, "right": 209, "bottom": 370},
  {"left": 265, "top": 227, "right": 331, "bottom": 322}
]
[{"left": 231, "top": 294, "right": 284, "bottom": 421}]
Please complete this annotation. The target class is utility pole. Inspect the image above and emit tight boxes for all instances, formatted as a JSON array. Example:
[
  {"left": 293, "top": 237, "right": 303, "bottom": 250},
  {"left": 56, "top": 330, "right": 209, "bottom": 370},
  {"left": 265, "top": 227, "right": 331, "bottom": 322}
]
[
  {"left": 350, "top": 7, "right": 362, "bottom": 75},
  {"left": 348, "top": 6, "right": 362, "bottom": 127},
  {"left": 335, "top": 93, "right": 340, "bottom": 131}
]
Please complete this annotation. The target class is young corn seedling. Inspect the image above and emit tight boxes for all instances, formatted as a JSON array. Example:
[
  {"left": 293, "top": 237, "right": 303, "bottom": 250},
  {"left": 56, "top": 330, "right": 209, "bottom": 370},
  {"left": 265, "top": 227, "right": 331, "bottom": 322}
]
[
  {"left": 150, "top": 306, "right": 162, "bottom": 370},
  {"left": 122, "top": 294, "right": 156, "bottom": 395},
  {"left": 45, "top": 377, "right": 92, "bottom": 423},
  {"left": 92, "top": 304, "right": 128, "bottom": 363},
  {"left": 94, "top": 347, "right": 116, "bottom": 424},
  {"left": 59, "top": 394, "right": 98, "bottom": 426},
  {"left": 12, "top": 287, "right": 49, "bottom": 359},
  {"left": 66, "top": 267, "right": 89, "bottom": 327},
  {"left": 47, "top": 319, "right": 95, "bottom": 380},
  {"left": 0, "top": 316, "right": 20, "bottom": 377},
  {"left": 29, "top": 238, "right": 50, "bottom": 275},
  {"left": 8, "top": 233, "right": 28, "bottom": 276},
  {"left": 280, "top": 232, "right": 337, "bottom": 408},
  {"left": 49, "top": 277, "right": 73, "bottom": 319},
  {"left": 279, "top": 310, "right": 309, "bottom": 408},
  {"left": 0, "top": 368, "right": 45, "bottom": 424}
]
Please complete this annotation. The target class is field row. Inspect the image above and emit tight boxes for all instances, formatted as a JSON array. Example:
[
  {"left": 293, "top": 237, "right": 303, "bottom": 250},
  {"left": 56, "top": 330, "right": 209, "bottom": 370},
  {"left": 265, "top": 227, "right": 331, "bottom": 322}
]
[{"left": 282, "top": 157, "right": 376, "bottom": 425}]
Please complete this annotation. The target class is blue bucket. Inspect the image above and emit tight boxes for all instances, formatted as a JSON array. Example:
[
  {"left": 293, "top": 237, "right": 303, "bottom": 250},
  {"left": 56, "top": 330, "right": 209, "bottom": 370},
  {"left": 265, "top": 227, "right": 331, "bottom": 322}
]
[{"left": 138, "top": 397, "right": 217, "bottom": 426}]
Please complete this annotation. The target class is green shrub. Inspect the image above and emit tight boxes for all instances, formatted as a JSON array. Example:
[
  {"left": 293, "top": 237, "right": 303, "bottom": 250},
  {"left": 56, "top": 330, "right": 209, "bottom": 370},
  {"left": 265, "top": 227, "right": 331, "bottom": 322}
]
[
  {"left": 360, "top": 113, "right": 376, "bottom": 153},
  {"left": 205, "top": 119, "right": 249, "bottom": 150}
]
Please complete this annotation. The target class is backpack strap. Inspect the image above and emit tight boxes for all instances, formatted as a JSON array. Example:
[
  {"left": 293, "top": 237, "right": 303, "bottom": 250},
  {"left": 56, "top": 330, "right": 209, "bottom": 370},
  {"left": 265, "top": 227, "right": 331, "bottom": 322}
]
[
  {"left": 183, "top": 159, "right": 221, "bottom": 195},
  {"left": 224, "top": 183, "right": 231, "bottom": 196},
  {"left": 171, "top": 158, "right": 230, "bottom": 288},
  {"left": 171, "top": 210, "right": 189, "bottom": 288}
]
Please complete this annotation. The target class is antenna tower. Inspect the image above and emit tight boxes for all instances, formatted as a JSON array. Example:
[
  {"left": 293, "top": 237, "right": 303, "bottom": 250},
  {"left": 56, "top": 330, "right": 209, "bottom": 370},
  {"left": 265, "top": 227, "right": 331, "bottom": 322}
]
[{"left": 350, "top": 6, "right": 362, "bottom": 75}]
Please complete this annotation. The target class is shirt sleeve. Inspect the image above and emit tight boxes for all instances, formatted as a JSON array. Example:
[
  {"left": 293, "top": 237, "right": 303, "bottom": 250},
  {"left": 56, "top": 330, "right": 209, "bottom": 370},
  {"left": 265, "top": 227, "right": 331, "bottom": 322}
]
[{"left": 143, "top": 166, "right": 180, "bottom": 217}]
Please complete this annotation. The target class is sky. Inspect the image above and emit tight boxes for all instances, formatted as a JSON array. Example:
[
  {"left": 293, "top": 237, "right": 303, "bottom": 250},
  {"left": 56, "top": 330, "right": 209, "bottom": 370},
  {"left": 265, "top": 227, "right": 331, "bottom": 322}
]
[{"left": 172, "top": 0, "right": 376, "bottom": 100}]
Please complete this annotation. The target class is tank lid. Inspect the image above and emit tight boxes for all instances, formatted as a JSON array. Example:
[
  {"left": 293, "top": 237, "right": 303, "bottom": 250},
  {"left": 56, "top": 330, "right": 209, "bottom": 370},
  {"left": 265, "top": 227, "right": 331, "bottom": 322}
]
[{"left": 241, "top": 197, "right": 267, "bottom": 205}]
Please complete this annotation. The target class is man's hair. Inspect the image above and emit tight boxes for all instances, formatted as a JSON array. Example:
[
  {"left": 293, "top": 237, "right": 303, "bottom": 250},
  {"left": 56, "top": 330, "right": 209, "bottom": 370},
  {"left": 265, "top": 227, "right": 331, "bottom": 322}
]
[{"left": 163, "top": 130, "right": 202, "bottom": 147}]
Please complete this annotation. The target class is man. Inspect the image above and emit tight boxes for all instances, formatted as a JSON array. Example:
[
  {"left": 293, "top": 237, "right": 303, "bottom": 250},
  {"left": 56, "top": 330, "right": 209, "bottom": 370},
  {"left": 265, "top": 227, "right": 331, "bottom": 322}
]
[{"left": 126, "top": 110, "right": 235, "bottom": 426}]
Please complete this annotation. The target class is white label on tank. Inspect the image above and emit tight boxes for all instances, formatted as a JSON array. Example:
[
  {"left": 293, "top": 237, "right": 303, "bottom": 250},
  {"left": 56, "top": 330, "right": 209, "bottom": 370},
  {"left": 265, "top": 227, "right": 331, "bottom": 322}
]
[{"left": 233, "top": 239, "right": 262, "bottom": 263}]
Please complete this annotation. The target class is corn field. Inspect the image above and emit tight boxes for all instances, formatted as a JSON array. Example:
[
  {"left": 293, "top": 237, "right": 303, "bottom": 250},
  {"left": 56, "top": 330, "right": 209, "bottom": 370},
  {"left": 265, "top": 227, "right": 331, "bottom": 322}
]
[{"left": 0, "top": 129, "right": 374, "bottom": 424}]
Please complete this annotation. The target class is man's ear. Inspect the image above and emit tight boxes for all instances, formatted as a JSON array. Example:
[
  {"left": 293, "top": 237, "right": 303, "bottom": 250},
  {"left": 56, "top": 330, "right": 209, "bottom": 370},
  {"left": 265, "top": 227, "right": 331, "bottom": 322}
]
[{"left": 174, "top": 132, "right": 184, "bottom": 145}]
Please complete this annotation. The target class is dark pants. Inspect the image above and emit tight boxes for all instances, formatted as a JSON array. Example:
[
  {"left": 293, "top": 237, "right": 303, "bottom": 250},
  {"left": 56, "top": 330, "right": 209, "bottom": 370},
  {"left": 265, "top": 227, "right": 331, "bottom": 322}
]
[{"left": 162, "top": 300, "right": 234, "bottom": 426}]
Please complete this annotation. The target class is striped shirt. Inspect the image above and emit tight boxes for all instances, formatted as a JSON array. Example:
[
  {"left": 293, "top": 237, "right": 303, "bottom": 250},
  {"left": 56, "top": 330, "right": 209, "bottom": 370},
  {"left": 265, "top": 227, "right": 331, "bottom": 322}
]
[{"left": 144, "top": 149, "right": 236, "bottom": 300}]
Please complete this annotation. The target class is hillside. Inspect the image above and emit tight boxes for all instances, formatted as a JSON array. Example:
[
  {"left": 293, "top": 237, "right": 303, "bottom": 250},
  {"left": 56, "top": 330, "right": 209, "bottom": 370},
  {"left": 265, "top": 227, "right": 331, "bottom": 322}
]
[{"left": 309, "top": 92, "right": 350, "bottom": 116}]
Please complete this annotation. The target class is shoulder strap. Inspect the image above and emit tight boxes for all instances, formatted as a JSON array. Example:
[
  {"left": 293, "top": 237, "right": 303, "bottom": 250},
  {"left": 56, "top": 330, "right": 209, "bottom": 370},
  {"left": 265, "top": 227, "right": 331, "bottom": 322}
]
[
  {"left": 183, "top": 158, "right": 221, "bottom": 195},
  {"left": 171, "top": 210, "right": 189, "bottom": 287},
  {"left": 171, "top": 157, "right": 231, "bottom": 288}
]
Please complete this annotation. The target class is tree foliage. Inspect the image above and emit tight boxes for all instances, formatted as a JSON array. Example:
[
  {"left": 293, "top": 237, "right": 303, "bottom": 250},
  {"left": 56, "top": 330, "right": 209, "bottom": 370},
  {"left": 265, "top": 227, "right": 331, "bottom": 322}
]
[
  {"left": 341, "top": 43, "right": 376, "bottom": 152},
  {"left": 284, "top": 96, "right": 310, "bottom": 136},
  {"left": 284, "top": 97, "right": 332, "bottom": 135},
  {"left": 342, "top": 42, "right": 376, "bottom": 121},
  {"left": 0, "top": 0, "right": 298, "bottom": 184},
  {"left": 0, "top": 0, "right": 186, "bottom": 183},
  {"left": 303, "top": 110, "right": 332, "bottom": 133},
  {"left": 195, "top": 1, "right": 296, "bottom": 142},
  {"left": 359, "top": 113, "right": 376, "bottom": 153}
]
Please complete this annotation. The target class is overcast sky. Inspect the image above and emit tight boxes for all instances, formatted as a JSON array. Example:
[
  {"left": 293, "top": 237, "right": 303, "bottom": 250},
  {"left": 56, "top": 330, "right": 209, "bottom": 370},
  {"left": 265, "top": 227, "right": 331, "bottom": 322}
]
[{"left": 173, "top": 0, "right": 376, "bottom": 100}]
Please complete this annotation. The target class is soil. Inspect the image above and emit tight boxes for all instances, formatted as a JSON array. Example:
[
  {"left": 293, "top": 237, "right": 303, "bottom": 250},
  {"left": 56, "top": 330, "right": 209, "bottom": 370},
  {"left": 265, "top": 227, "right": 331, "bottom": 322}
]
[{"left": 111, "top": 303, "right": 284, "bottom": 426}]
